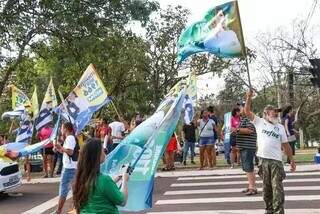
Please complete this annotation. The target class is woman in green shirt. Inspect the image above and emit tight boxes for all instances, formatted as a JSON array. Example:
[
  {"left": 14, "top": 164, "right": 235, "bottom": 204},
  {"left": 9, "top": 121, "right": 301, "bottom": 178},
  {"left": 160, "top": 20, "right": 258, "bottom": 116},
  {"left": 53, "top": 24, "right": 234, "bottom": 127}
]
[{"left": 73, "top": 138, "right": 129, "bottom": 214}]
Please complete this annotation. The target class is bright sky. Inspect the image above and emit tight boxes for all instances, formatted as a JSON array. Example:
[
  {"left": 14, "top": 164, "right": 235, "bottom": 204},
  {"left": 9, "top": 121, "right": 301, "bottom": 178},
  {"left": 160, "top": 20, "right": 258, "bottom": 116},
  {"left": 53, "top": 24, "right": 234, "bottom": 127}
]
[{"left": 157, "top": 0, "right": 320, "bottom": 97}]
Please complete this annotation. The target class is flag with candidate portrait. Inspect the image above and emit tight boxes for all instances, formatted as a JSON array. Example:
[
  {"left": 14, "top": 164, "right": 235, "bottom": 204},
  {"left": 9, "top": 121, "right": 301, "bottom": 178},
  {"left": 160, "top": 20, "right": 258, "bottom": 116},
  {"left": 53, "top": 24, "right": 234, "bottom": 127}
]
[
  {"left": 35, "top": 78, "right": 57, "bottom": 131},
  {"left": 177, "top": 0, "right": 245, "bottom": 62},
  {"left": 57, "top": 64, "right": 111, "bottom": 134}
]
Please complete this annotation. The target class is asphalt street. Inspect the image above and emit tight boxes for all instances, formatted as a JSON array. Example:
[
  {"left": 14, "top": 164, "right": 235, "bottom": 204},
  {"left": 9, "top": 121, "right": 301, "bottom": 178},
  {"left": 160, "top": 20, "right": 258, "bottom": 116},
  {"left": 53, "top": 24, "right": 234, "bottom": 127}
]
[{"left": 1, "top": 170, "right": 320, "bottom": 214}]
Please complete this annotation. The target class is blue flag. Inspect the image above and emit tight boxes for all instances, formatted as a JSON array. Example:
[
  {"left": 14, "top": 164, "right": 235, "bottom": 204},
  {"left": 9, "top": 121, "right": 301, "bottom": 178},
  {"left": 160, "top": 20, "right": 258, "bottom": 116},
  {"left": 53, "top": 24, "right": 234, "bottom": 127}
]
[{"left": 101, "top": 91, "right": 186, "bottom": 211}]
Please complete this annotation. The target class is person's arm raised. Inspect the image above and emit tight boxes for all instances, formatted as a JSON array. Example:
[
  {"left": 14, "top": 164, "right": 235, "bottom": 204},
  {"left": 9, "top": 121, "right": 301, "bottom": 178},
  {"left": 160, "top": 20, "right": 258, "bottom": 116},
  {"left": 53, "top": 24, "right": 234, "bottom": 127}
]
[{"left": 244, "top": 89, "right": 255, "bottom": 121}]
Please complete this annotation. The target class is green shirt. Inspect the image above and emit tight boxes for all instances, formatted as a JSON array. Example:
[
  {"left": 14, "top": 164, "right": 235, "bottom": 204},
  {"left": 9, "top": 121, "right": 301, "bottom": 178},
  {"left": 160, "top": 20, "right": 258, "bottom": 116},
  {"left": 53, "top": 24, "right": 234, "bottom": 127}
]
[{"left": 80, "top": 173, "right": 125, "bottom": 214}]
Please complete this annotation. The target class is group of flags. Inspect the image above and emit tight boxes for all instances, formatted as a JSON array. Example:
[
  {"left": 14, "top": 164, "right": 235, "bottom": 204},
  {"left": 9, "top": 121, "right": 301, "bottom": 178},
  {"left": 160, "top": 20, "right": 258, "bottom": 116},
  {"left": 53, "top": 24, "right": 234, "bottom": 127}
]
[
  {"left": 0, "top": 0, "right": 248, "bottom": 212},
  {"left": 1, "top": 63, "right": 111, "bottom": 145}
]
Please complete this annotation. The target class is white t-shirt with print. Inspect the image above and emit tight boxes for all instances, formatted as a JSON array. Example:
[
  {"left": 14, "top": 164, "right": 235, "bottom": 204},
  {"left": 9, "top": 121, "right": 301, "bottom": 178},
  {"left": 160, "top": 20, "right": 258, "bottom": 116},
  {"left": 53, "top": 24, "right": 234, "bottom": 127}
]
[
  {"left": 62, "top": 135, "right": 77, "bottom": 169},
  {"left": 199, "top": 119, "right": 216, "bottom": 138},
  {"left": 252, "top": 115, "right": 288, "bottom": 161},
  {"left": 109, "top": 121, "right": 126, "bottom": 144}
]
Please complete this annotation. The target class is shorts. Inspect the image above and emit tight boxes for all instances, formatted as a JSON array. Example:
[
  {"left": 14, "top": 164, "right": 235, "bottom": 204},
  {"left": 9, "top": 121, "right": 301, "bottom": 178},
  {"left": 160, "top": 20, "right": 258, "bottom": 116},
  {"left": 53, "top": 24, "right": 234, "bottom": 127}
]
[
  {"left": 59, "top": 168, "right": 76, "bottom": 198},
  {"left": 240, "top": 148, "right": 256, "bottom": 172},
  {"left": 43, "top": 147, "right": 54, "bottom": 155},
  {"left": 199, "top": 137, "right": 215, "bottom": 147},
  {"left": 230, "top": 135, "right": 237, "bottom": 147}
]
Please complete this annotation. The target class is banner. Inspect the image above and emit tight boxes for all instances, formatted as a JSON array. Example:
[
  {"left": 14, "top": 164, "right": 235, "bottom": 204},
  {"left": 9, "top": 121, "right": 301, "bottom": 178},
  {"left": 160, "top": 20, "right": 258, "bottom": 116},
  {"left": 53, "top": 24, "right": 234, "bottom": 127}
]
[
  {"left": 177, "top": 0, "right": 245, "bottom": 62},
  {"left": 10, "top": 85, "right": 32, "bottom": 111},
  {"left": 0, "top": 113, "right": 61, "bottom": 158},
  {"left": 101, "top": 91, "right": 185, "bottom": 211},
  {"left": 35, "top": 78, "right": 57, "bottom": 130},
  {"left": 14, "top": 111, "right": 33, "bottom": 143},
  {"left": 31, "top": 86, "right": 39, "bottom": 120},
  {"left": 183, "top": 71, "right": 197, "bottom": 124},
  {"left": 186, "top": 71, "right": 197, "bottom": 104},
  {"left": 223, "top": 112, "right": 232, "bottom": 144},
  {"left": 57, "top": 64, "right": 111, "bottom": 134}
]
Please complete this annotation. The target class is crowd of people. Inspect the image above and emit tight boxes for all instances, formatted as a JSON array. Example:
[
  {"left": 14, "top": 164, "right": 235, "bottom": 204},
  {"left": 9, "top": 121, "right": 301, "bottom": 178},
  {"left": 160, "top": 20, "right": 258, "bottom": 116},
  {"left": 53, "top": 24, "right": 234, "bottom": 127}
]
[{"left": 0, "top": 89, "right": 299, "bottom": 214}]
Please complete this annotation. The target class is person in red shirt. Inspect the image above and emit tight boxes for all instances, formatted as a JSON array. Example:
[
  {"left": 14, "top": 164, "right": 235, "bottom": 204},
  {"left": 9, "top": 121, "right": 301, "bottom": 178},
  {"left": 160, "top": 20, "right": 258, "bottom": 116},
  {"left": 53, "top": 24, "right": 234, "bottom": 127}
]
[
  {"left": 95, "top": 118, "right": 112, "bottom": 153},
  {"left": 163, "top": 133, "right": 179, "bottom": 171},
  {"left": 38, "top": 124, "right": 54, "bottom": 178}
]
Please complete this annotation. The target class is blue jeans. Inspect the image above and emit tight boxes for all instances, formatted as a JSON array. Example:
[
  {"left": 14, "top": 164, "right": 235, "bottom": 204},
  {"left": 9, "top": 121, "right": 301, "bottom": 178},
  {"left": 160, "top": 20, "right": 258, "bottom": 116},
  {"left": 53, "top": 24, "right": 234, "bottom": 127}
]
[
  {"left": 59, "top": 168, "right": 76, "bottom": 198},
  {"left": 224, "top": 142, "right": 231, "bottom": 164},
  {"left": 183, "top": 141, "right": 195, "bottom": 162}
]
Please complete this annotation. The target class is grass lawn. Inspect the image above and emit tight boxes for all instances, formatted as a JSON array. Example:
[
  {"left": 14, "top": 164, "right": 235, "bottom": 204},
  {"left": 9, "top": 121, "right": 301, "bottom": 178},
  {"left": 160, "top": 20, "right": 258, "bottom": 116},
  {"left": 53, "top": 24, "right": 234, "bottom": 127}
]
[{"left": 158, "top": 148, "right": 318, "bottom": 171}]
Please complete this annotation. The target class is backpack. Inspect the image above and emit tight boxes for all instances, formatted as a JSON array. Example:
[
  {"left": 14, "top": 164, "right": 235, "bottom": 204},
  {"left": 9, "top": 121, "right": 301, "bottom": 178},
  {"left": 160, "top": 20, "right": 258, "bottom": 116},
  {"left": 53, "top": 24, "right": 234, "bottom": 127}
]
[{"left": 68, "top": 135, "right": 80, "bottom": 162}]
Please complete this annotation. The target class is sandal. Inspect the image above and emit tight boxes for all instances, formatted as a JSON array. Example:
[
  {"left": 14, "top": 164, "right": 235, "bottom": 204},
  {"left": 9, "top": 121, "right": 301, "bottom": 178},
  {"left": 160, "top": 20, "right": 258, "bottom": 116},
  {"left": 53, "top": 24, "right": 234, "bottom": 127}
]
[
  {"left": 245, "top": 188, "right": 258, "bottom": 196},
  {"left": 241, "top": 188, "right": 249, "bottom": 193}
]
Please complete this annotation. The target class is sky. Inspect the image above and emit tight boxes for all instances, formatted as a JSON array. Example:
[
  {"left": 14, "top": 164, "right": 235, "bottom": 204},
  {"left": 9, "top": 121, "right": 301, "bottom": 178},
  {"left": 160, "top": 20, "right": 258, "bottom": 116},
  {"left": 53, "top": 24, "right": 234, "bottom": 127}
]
[{"left": 156, "top": 0, "right": 320, "bottom": 97}]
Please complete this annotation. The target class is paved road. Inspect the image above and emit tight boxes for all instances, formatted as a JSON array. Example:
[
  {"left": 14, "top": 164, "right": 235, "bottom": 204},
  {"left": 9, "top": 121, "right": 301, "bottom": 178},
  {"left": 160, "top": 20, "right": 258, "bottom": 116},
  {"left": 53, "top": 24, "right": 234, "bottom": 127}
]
[
  {"left": 132, "top": 171, "right": 320, "bottom": 214},
  {"left": 1, "top": 170, "right": 320, "bottom": 214},
  {"left": 0, "top": 183, "right": 59, "bottom": 214}
]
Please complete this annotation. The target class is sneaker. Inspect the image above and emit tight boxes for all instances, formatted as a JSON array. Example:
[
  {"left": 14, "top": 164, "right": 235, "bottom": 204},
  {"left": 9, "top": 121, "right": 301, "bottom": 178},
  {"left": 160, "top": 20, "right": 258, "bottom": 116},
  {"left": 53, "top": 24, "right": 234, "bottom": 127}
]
[
  {"left": 191, "top": 161, "right": 196, "bottom": 164},
  {"left": 183, "top": 161, "right": 187, "bottom": 166}
]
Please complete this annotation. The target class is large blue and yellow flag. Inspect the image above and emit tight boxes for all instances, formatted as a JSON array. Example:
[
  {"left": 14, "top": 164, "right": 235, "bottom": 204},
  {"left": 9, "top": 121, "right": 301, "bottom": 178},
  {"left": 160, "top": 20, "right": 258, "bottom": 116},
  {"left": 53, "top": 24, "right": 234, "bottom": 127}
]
[
  {"left": 35, "top": 78, "right": 57, "bottom": 130},
  {"left": 58, "top": 64, "right": 111, "bottom": 134},
  {"left": 177, "top": 0, "right": 245, "bottom": 62},
  {"left": 101, "top": 91, "right": 185, "bottom": 211}
]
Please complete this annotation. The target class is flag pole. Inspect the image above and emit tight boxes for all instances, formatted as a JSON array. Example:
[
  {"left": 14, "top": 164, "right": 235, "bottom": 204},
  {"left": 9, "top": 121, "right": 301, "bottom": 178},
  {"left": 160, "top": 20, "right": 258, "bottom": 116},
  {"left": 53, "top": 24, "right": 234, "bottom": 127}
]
[
  {"left": 111, "top": 99, "right": 122, "bottom": 120},
  {"left": 235, "top": 0, "right": 252, "bottom": 88}
]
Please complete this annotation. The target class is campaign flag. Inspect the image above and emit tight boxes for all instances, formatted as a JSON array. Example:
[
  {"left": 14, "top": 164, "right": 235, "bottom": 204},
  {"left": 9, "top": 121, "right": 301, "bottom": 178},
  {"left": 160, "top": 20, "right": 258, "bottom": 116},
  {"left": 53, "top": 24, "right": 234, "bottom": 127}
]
[
  {"left": 0, "top": 113, "right": 61, "bottom": 158},
  {"left": 223, "top": 112, "right": 232, "bottom": 144},
  {"left": 57, "top": 64, "right": 111, "bottom": 134},
  {"left": 185, "top": 71, "right": 197, "bottom": 104},
  {"left": 177, "top": 0, "right": 245, "bottom": 62},
  {"left": 31, "top": 86, "right": 39, "bottom": 120},
  {"left": 15, "top": 111, "right": 33, "bottom": 143},
  {"left": 101, "top": 91, "right": 185, "bottom": 211},
  {"left": 10, "top": 85, "right": 32, "bottom": 111},
  {"left": 35, "top": 79, "right": 57, "bottom": 130}
]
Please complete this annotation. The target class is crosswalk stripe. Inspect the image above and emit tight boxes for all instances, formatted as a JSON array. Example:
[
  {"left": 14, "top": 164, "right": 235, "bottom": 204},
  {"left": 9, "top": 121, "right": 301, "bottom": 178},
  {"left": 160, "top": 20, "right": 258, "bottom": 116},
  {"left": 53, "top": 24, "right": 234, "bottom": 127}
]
[
  {"left": 155, "top": 195, "right": 320, "bottom": 205},
  {"left": 171, "top": 178, "right": 320, "bottom": 187},
  {"left": 147, "top": 209, "right": 320, "bottom": 214},
  {"left": 177, "top": 172, "right": 320, "bottom": 181},
  {"left": 164, "top": 186, "right": 320, "bottom": 195}
]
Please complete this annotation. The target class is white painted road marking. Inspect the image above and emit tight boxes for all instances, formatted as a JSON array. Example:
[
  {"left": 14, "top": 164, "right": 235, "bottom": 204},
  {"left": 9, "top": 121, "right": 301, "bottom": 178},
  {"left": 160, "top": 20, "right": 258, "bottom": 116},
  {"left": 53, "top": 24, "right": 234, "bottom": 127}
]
[
  {"left": 156, "top": 195, "right": 320, "bottom": 205},
  {"left": 164, "top": 186, "right": 320, "bottom": 195},
  {"left": 147, "top": 209, "right": 320, "bottom": 214},
  {"left": 171, "top": 178, "right": 320, "bottom": 187},
  {"left": 177, "top": 172, "right": 320, "bottom": 181}
]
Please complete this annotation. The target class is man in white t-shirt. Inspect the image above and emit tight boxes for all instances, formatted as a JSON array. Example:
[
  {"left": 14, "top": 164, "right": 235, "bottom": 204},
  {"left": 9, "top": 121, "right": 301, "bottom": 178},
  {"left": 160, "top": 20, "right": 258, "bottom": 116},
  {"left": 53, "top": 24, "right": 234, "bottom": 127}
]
[
  {"left": 54, "top": 122, "right": 78, "bottom": 214},
  {"left": 244, "top": 89, "right": 296, "bottom": 214},
  {"left": 109, "top": 115, "right": 126, "bottom": 151}
]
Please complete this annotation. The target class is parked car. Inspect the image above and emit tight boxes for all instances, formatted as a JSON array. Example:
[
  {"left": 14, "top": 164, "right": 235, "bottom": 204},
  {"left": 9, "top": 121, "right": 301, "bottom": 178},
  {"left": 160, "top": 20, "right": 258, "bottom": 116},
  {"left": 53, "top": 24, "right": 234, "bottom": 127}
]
[{"left": 0, "top": 159, "right": 22, "bottom": 193}]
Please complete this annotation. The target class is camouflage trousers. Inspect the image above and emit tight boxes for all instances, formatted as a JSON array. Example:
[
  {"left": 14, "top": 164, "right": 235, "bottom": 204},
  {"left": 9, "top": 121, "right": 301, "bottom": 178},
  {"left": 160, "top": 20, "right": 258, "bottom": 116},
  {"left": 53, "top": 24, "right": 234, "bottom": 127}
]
[{"left": 258, "top": 158, "right": 286, "bottom": 214}]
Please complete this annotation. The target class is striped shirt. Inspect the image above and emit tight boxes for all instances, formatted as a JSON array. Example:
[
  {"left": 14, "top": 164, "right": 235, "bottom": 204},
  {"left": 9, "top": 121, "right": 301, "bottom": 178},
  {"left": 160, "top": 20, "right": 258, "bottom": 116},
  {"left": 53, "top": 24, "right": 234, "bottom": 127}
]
[{"left": 236, "top": 117, "right": 257, "bottom": 149}]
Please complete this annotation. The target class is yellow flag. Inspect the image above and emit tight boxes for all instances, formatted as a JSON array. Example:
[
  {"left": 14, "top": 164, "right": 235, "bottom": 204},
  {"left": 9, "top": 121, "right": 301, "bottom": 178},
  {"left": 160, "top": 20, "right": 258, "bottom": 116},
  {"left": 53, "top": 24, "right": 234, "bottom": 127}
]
[
  {"left": 31, "top": 86, "right": 39, "bottom": 119},
  {"left": 42, "top": 78, "right": 58, "bottom": 108},
  {"left": 10, "top": 85, "right": 32, "bottom": 110}
]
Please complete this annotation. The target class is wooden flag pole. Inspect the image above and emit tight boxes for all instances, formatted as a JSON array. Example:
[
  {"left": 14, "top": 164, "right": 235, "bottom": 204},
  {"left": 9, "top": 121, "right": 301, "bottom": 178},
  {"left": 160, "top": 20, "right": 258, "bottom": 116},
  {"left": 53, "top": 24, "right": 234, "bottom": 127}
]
[
  {"left": 111, "top": 99, "right": 122, "bottom": 120},
  {"left": 235, "top": 0, "right": 252, "bottom": 88}
]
